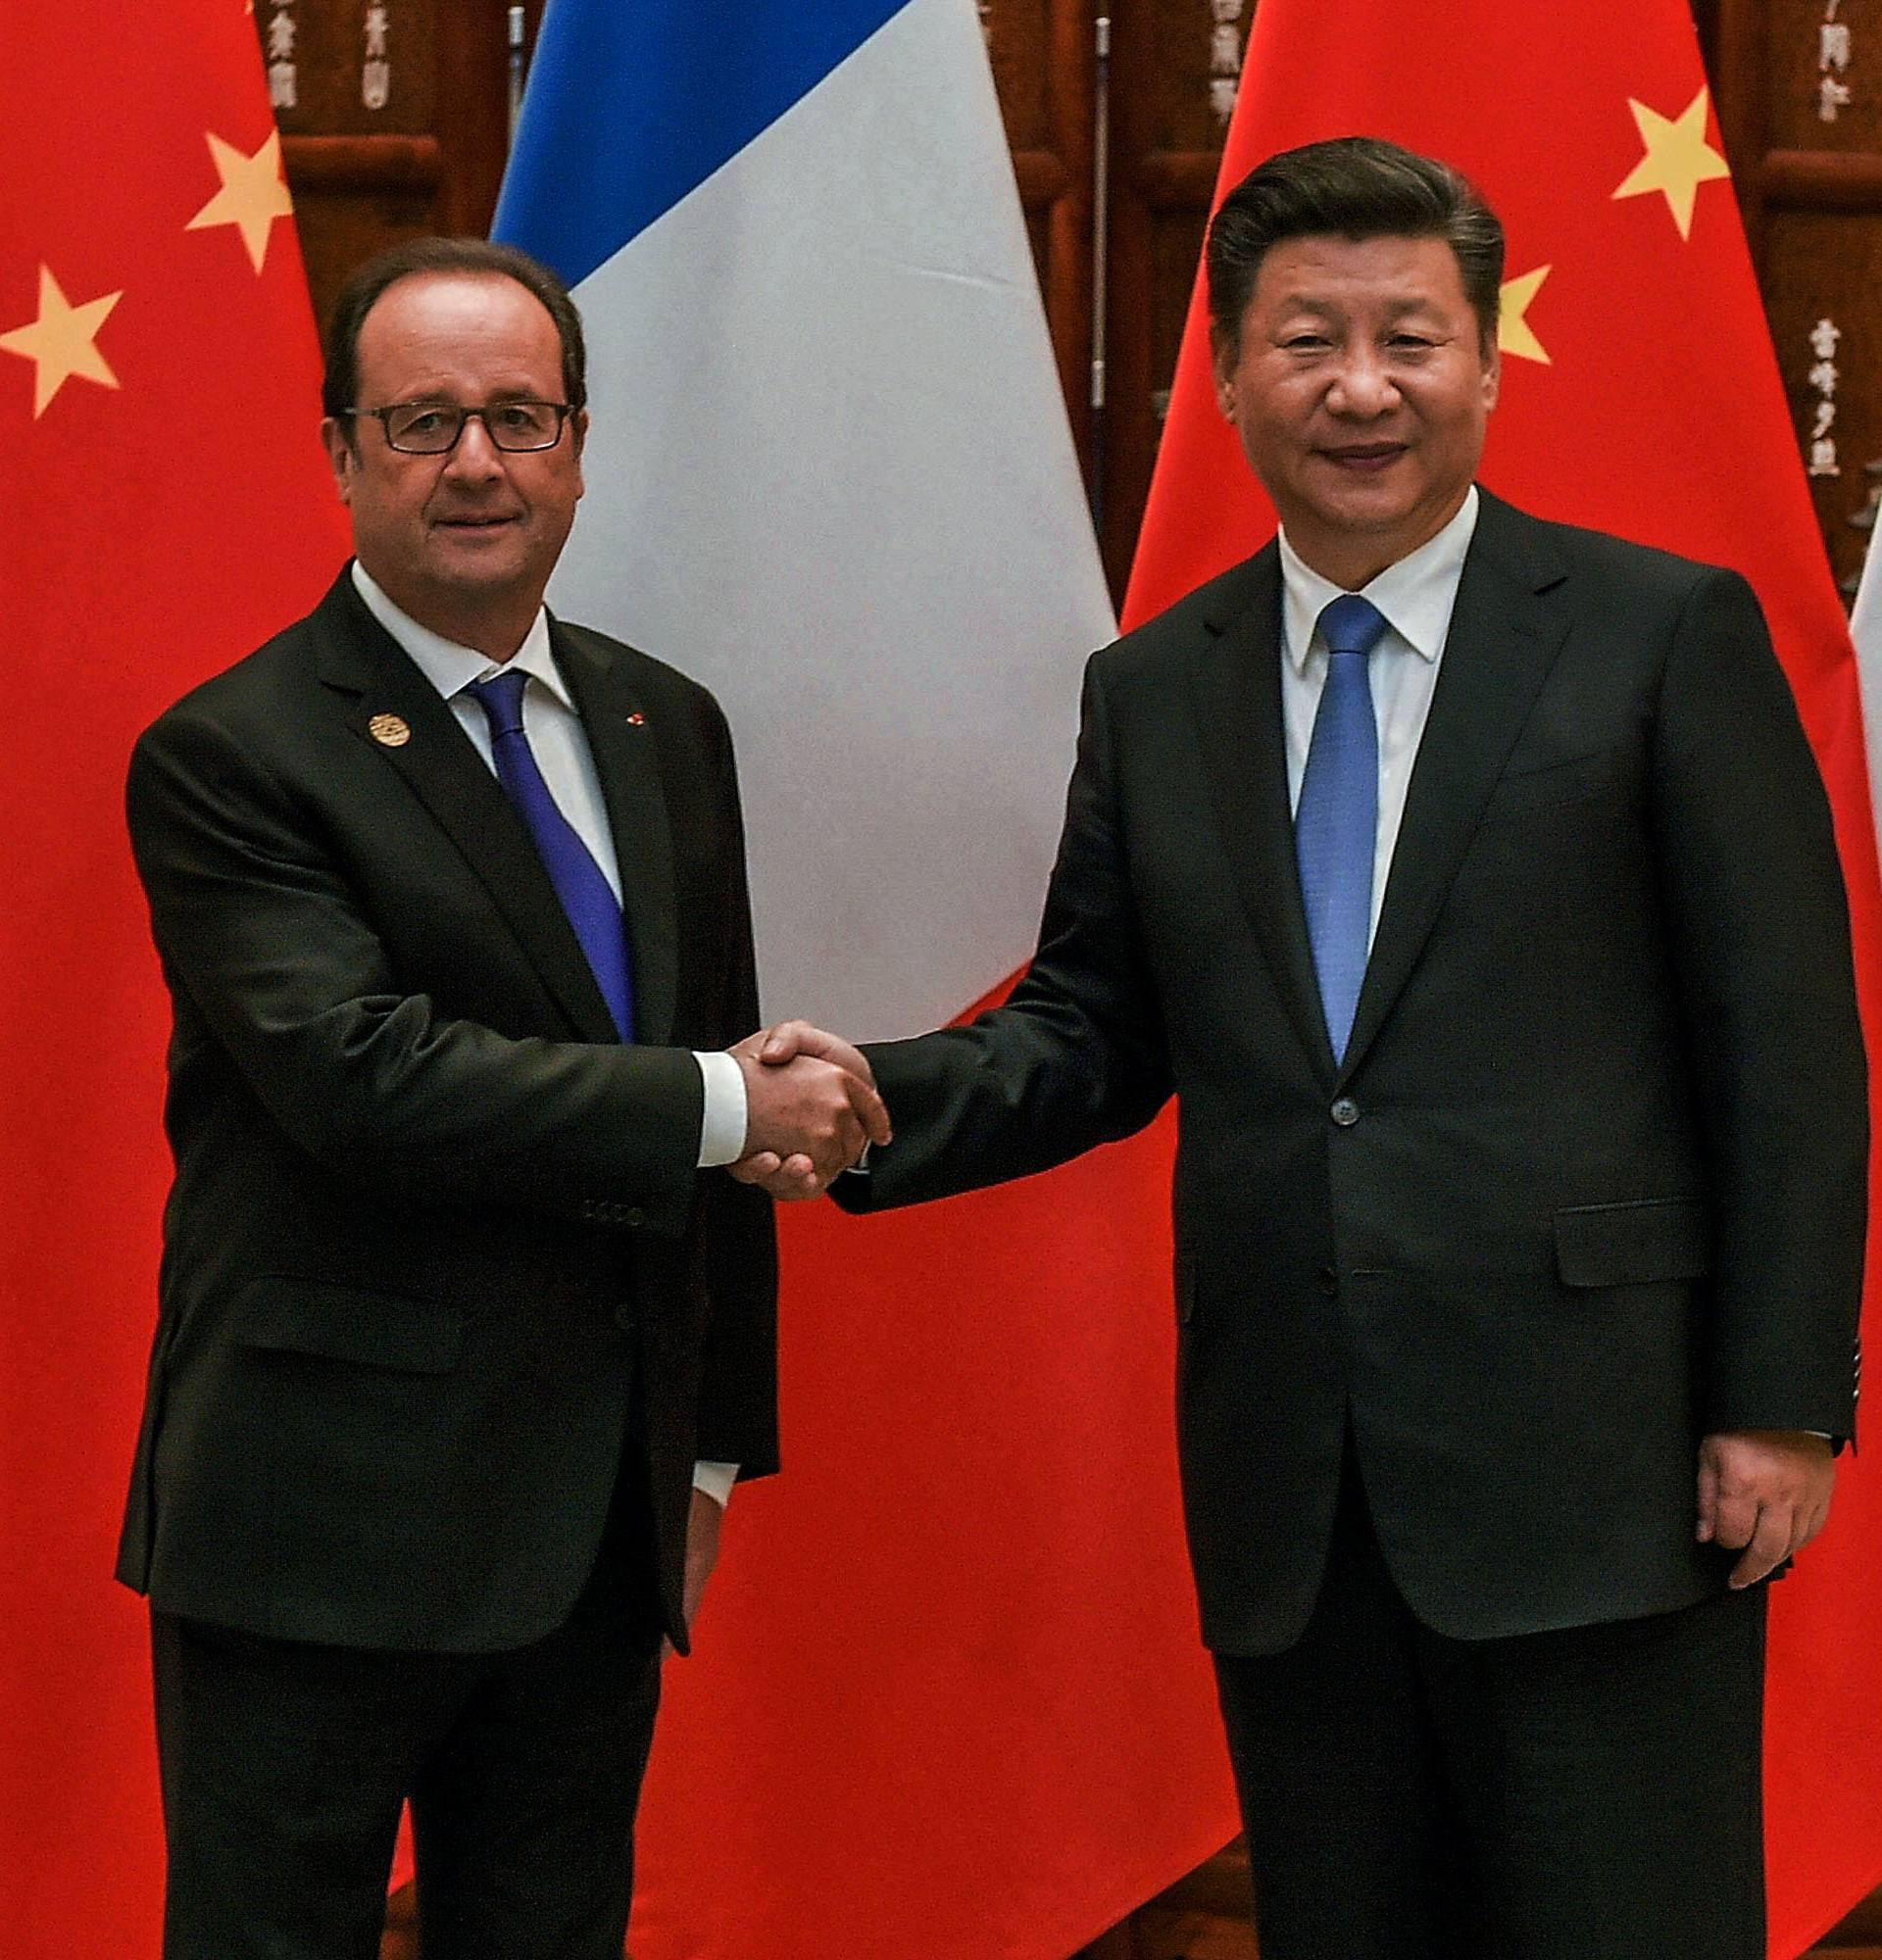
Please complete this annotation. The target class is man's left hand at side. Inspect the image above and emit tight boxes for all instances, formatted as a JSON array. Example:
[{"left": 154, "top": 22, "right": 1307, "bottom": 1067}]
[
  {"left": 1697, "top": 1429, "right": 1836, "bottom": 1590},
  {"left": 665, "top": 1486, "right": 725, "bottom": 1660}
]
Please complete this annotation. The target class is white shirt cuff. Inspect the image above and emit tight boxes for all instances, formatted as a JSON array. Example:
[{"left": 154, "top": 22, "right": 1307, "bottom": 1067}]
[
  {"left": 692, "top": 1460, "right": 739, "bottom": 1507},
  {"left": 693, "top": 1050, "right": 750, "bottom": 1167}
]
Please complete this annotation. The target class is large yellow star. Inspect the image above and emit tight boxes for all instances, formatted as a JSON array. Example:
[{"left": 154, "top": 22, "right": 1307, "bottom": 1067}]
[
  {"left": 185, "top": 129, "right": 294, "bottom": 272},
  {"left": 0, "top": 265, "right": 122, "bottom": 417},
  {"left": 1499, "top": 265, "right": 1552, "bottom": 366},
  {"left": 1611, "top": 86, "right": 1731, "bottom": 240}
]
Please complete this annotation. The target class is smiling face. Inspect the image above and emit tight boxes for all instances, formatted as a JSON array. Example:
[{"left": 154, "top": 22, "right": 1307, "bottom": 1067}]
[
  {"left": 1212, "top": 232, "right": 1499, "bottom": 590},
  {"left": 321, "top": 270, "right": 585, "bottom": 659}
]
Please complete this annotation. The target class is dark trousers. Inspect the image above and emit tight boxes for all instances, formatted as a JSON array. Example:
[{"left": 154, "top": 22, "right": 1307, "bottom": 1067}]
[
  {"left": 151, "top": 1479, "right": 663, "bottom": 1960},
  {"left": 1213, "top": 1451, "right": 1767, "bottom": 1960}
]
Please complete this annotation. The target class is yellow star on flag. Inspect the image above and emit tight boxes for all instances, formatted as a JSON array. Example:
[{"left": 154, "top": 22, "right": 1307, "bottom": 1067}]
[
  {"left": 186, "top": 129, "right": 294, "bottom": 273},
  {"left": 1612, "top": 86, "right": 1731, "bottom": 240},
  {"left": 1499, "top": 265, "right": 1552, "bottom": 366},
  {"left": 0, "top": 265, "right": 122, "bottom": 417}
]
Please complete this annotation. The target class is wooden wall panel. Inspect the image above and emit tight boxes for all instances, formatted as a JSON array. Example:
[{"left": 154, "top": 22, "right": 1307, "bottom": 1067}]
[
  {"left": 983, "top": 0, "right": 1098, "bottom": 471},
  {"left": 262, "top": 0, "right": 541, "bottom": 342},
  {"left": 1102, "top": 0, "right": 1244, "bottom": 592},
  {"left": 1763, "top": 0, "right": 1882, "bottom": 153},
  {"left": 1761, "top": 210, "right": 1882, "bottom": 594}
]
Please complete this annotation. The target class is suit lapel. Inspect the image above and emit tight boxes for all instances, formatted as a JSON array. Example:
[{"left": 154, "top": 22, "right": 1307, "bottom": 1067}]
[
  {"left": 313, "top": 575, "right": 622, "bottom": 1045},
  {"left": 1337, "top": 494, "right": 1571, "bottom": 1080},
  {"left": 553, "top": 620, "right": 681, "bottom": 1048},
  {"left": 1188, "top": 548, "right": 1338, "bottom": 1078}
]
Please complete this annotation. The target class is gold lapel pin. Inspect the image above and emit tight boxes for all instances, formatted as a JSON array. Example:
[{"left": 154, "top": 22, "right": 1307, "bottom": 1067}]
[{"left": 369, "top": 713, "right": 412, "bottom": 748}]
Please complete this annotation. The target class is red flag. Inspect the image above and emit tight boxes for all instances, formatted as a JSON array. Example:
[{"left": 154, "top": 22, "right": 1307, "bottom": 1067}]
[
  {"left": 1128, "top": 5, "right": 1882, "bottom": 1952},
  {"left": 630, "top": 1002, "right": 1236, "bottom": 1958},
  {"left": 0, "top": 9, "right": 346, "bottom": 1950}
]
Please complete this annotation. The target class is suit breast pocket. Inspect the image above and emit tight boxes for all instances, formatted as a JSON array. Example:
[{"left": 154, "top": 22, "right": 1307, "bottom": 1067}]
[{"left": 1477, "top": 751, "right": 1615, "bottom": 825}]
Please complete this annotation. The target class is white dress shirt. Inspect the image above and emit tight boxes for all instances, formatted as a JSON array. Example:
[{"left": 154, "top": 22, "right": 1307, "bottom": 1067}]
[
  {"left": 1278, "top": 485, "right": 1480, "bottom": 947},
  {"left": 352, "top": 563, "right": 741, "bottom": 1506}
]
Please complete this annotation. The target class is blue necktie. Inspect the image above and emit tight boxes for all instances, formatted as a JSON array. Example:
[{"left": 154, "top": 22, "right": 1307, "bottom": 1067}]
[
  {"left": 468, "top": 668, "right": 635, "bottom": 1041},
  {"left": 1296, "top": 594, "right": 1389, "bottom": 1062}
]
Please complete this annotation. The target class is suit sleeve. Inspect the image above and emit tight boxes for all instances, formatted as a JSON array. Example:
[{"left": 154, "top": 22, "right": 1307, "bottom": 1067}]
[
  {"left": 1651, "top": 567, "right": 1867, "bottom": 1442},
  {"left": 690, "top": 699, "right": 779, "bottom": 1477},
  {"left": 841, "top": 652, "right": 1172, "bottom": 1213},
  {"left": 126, "top": 707, "right": 705, "bottom": 1237}
]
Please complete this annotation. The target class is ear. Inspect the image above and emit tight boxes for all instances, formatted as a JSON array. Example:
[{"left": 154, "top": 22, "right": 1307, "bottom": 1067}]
[
  {"left": 1210, "top": 329, "right": 1239, "bottom": 421},
  {"left": 570, "top": 407, "right": 588, "bottom": 499},
  {"left": 320, "top": 416, "right": 358, "bottom": 506},
  {"left": 1480, "top": 342, "right": 1502, "bottom": 414}
]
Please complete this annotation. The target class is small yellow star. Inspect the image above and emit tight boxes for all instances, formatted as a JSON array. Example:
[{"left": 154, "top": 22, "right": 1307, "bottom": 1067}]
[
  {"left": 1498, "top": 265, "right": 1552, "bottom": 366},
  {"left": 1612, "top": 85, "right": 1731, "bottom": 240},
  {"left": 0, "top": 265, "right": 122, "bottom": 417},
  {"left": 185, "top": 129, "right": 295, "bottom": 273}
]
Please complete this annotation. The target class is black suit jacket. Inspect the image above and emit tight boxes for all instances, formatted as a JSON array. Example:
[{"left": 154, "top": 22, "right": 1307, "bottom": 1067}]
[
  {"left": 843, "top": 491, "right": 1866, "bottom": 1655},
  {"left": 119, "top": 569, "right": 776, "bottom": 1654}
]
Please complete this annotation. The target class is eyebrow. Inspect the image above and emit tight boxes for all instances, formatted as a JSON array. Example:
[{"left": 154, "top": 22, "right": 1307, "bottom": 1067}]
[{"left": 1272, "top": 295, "right": 1447, "bottom": 319}]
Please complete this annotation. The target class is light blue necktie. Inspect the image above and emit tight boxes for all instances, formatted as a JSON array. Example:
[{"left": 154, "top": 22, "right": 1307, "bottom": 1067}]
[
  {"left": 1296, "top": 594, "right": 1389, "bottom": 1062},
  {"left": 468, "top": 669, "right": 635, "bottom": 1041}
]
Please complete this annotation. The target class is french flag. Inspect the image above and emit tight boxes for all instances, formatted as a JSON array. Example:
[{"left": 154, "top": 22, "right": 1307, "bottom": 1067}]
[
  {"left": 496, "top": 0, "right": 1113, "bottom": 1037},
  {"left": 494, "top": 3, "right": 1238, "bottom": 1957}
]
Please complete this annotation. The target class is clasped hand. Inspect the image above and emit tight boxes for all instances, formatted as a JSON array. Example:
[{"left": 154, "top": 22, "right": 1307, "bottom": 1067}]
[{"left": 726, "top": 1021, "right": 887, "bottom": 1200}]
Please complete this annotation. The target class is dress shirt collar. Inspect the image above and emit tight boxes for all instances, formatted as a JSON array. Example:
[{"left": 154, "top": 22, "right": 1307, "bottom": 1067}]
[
  {"left": 350, "top": 560, "right": 570, "bottom": 710},
  {"left": 1277, "top": 483, "right": 1481, "bottom": 675}
]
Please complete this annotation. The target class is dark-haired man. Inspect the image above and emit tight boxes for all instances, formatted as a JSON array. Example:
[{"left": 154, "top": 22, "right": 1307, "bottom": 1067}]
[
  {"left": 763, "top": 137, "right": 1866, "bottom": 1957},
  {"left": 121, "top": 237, "right": 887, "bottom": 1958}
]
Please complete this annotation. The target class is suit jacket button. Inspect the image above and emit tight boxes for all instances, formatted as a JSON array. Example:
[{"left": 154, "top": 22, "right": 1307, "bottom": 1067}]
[
  {"left": 1330, "top": 1097, "right": 1361, "bottom": 1127},
  {"left": 624, "top": 1207, "right": 646, "bottom": 1229},
  {"left": 1319, "top": 1265, "right": 1339, "bottom": 1297},
  {"left": 614, "top": 1304, "right": 635, "bottom": 1332}
]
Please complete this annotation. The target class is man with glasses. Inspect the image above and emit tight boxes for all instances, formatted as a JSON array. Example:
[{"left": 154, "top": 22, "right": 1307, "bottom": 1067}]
[{"left": 119, "top": 237, "right": 887, "bottom": 1959}]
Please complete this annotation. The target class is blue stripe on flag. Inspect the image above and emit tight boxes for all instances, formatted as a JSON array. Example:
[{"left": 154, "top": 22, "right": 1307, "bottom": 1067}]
[{"left": 493, "top": 0, "right": 913, "bottom": 286}]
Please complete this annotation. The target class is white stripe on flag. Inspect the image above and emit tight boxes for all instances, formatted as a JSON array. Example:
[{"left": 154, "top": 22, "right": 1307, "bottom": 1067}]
[{"left": 538, "top": 0, "right": 1115, "bottom": 1037}]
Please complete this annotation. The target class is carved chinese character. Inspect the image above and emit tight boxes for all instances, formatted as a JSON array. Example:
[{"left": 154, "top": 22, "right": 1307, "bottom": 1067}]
[
  {"left": 1809, "top": 359, "right": 1840, "bottom": 396},
  {"left": 1813, "top": 398, "right": 1838, "bottom": 441},
  {"left": 365, "top": 5, "right": 390, "bottom": 60},
  {"left": 1210, "top": 74, "right": 1239, "bottom": 123},
  {"left": 362, "top": 58, "right": 391, "bottom": 110},
  {"left": 267, "top": 10, "right": 296, "bottom": 61},
  {"left": 1811, "top": 318, "right": 1844, "bottom": 361},
  {"left": 1212, "top": 0, "right": 1245, "bottom": 22},
  {"left": 268, "top": 59, "right": 297, "bottom": 110},
  {"left": 1809, "top": 436, "right": 1842, "bottom": 477},
  {"left": 1819, "top": 75, "right": 1853, "bottom": 121},
  {"left": 1822, "top": 23, "right": 1853, "bottom": 72},
  {"left": 1211, "top": 23, "right": 1242, "bottom": 72}
]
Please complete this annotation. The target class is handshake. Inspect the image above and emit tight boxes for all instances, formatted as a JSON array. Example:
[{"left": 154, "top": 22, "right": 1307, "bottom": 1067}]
[{"left": 724, "top": 1021, "right": 889, "bottom": 1200}]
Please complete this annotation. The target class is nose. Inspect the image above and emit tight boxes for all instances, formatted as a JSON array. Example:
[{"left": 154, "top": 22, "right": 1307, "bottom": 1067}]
[
  {"left": 442, "top": 412, "right": 506, "bottom": 481},
  {"left": 1324, "top": 347, "right": 1400, "bottom": 418}
]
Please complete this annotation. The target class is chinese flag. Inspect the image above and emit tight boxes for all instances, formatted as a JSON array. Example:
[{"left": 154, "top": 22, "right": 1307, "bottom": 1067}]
[
  {"left": 1128, "top": 3, "right": 1882, "bottom": 1952},
  {"left": 0, "top": 8, "right": 345, "bottom": 1951}
]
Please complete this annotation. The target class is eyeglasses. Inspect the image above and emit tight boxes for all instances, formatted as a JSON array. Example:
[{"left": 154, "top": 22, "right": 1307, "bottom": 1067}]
[{"left": 345, "top": 400, "right": 574, "bottom": 454}]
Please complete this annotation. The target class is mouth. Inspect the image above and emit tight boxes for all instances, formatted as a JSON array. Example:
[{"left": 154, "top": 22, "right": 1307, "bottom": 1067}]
[
  {"left": 1318, "top": 442, "right": 1409, "bottom": 473},
  {"left": 434, "top": 513, "right": 520, "bottom": 534}
]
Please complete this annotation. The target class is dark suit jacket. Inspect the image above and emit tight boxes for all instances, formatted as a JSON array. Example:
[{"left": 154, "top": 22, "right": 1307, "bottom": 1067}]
[
  {"left": 119, "top": 569, "right": 777, "bottom": 1655},
  {"left": 842, "top": 491, "right": 1866, "bottom": 1655}
]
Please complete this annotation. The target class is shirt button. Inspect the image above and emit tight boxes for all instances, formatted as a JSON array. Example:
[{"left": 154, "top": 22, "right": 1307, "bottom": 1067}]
[{"left": 1331, "top": 1098, "right": 1361, "bottom": 1127}]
